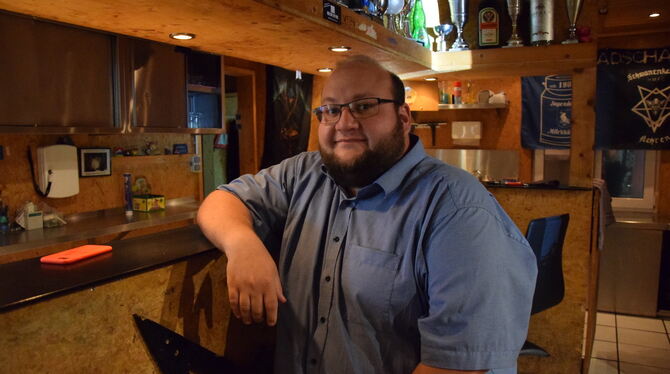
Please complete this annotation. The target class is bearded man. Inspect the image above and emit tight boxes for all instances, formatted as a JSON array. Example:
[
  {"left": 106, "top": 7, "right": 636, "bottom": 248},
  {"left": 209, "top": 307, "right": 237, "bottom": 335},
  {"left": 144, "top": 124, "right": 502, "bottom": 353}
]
[{"left": 197, "top": 55, "right": 537, "bottom": 374}]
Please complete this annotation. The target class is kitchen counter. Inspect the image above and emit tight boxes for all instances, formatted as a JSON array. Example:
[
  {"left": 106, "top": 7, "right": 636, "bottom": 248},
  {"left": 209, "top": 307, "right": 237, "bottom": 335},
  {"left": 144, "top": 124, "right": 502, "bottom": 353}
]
[
  {"left": 0, "top": 197, "right": 199, "bottom": 257},
  {"left": 0, "top": 224, "right": 215, "bottom": 311},
  {"left": 612, "top": 211, "right": 670, "bottom": 230}
]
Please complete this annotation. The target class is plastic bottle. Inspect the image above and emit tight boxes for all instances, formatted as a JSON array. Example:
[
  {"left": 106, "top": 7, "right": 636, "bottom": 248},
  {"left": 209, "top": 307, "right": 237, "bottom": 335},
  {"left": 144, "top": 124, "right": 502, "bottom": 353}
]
[{"left": 452, "top": 81, "right": 463, "bottom": 104}]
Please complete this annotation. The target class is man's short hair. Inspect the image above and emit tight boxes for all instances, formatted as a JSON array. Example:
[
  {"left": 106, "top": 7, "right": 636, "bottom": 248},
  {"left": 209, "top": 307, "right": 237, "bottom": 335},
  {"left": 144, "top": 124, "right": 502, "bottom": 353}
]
[{"left": 334, "top": 55, "right": 405, "bottom": 105}]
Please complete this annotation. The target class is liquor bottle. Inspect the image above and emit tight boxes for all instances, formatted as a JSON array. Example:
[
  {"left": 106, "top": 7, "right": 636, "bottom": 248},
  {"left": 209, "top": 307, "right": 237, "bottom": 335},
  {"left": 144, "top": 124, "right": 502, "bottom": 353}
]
[
  {"left": 530, "top": 0, "right": 554, "bottom": 46},
  {"left": 478, "top": 0, "right": 501, "bottom": 48},
  {"left": 411, "top": 0, "right": 430, "bottom": 48}
]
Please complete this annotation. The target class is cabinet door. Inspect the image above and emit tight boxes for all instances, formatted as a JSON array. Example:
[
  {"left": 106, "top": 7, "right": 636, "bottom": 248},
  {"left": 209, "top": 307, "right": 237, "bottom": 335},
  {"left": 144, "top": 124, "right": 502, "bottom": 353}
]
[
  {"left": 0, "top": 12, "right": 115, "bottom": 129},
  {"left": 132, "top": 39, "right": 187, "bottom": 129},
  {"left": 36, "top": 21, "right": 114, "bottom": 127},
  {"left": 0, "top": 12, "right": 38, "bottom": 126}
]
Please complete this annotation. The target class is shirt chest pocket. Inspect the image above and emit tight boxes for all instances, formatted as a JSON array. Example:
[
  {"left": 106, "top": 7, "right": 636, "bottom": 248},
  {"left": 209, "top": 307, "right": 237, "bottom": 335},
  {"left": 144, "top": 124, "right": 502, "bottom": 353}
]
[{"left": 340, "top": 244, "right": 400, "bottom": 327}]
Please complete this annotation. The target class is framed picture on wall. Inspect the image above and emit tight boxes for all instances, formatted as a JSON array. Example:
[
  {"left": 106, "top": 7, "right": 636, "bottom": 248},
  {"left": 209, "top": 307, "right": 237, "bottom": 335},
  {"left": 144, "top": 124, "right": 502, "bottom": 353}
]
[{"left": 79, "top": 148, "right": 112, "bottom": 177}]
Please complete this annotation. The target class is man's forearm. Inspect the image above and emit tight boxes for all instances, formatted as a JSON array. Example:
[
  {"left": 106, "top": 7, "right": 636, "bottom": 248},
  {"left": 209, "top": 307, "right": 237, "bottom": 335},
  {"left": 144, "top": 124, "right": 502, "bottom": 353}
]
[{"left": 197, "top": 189, "right": 259, "bottom": 255}]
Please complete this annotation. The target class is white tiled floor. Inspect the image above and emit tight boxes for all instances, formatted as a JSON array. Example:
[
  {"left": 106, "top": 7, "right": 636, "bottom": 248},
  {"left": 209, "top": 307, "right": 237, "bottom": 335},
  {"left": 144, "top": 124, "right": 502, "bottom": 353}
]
[{"left": 590, "top": 312, "right": 670, "bottom": 374}]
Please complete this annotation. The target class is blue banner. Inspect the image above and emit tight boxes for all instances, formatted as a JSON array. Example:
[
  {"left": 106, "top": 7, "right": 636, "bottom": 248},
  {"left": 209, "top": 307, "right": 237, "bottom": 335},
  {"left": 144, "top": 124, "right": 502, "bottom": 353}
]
[
  {"left": 521, "top": 75, "right": 572, "bottom": 149},
  {"left": 596, "top": 47, "right": 670, "bottom": 149}
]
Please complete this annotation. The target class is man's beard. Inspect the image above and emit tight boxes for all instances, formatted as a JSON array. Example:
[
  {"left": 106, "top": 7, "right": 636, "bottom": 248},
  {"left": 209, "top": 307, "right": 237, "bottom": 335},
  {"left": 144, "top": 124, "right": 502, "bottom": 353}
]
[{"left": 320, "top": 120, "right": 406, "bottom": 189}]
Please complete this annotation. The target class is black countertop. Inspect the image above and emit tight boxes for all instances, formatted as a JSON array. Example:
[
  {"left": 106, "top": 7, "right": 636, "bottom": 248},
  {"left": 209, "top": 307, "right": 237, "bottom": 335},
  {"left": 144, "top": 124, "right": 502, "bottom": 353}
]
[
  {"left": 0, "top": 197, "right": 199, "bottom": 257},
  {"left": 0, "top": 225, "right": 216, "bottom": 312},
  {"left": 483, "top": 182, "right": 592, "bottom": 191}
]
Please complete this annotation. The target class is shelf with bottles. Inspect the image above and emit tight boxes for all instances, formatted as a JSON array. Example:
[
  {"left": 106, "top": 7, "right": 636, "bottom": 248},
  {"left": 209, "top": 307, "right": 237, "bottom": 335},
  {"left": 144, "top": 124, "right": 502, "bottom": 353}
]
[
  {"left": 438, "top": 103, "right": 507, "bottom": 110},
  {"left": 400, "top": 42, "right": 596, "bottom": 80}
]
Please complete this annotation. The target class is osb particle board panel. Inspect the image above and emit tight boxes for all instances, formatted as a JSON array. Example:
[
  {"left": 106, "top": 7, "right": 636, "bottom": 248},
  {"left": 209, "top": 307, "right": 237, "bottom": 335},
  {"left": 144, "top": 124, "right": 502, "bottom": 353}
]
[
  {"left": 0, "top": 133, "right": 198, "bottom": 219},
  {"left": 0, "top": 250, "right": 228, "bottom": 373},
  {"left": 490, "top": 188, "right": 594, "bottom": 374},
  {"left": 412, "top": 77, "right": 533, "bottom": 182}
]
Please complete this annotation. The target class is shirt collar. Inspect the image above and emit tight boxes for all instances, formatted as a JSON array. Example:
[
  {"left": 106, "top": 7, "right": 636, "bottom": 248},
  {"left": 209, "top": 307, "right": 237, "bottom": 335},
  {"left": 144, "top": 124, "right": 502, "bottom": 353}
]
[
  {"left": 371, "top": 134, "right": 427, "bottom": 196},
  {"left": 319, "top": 134, "right": 428, "bottom": 198}
]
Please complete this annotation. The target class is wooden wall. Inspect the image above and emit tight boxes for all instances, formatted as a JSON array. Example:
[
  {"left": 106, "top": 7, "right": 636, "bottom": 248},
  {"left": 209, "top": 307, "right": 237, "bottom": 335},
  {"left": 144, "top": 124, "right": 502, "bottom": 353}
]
[{"left": 0, "top": 133, "right": 198, "bottom": 220}]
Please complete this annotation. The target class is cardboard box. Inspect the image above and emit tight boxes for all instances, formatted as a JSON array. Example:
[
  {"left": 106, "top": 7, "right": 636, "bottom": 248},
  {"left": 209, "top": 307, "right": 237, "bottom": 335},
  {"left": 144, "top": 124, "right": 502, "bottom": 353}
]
[{"left": 132, "top": 194, "right": 165, "bottom": 212}]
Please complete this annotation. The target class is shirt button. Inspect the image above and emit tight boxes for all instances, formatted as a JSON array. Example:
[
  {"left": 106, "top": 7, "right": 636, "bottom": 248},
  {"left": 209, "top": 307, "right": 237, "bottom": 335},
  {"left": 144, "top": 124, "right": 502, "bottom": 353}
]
[
  {"left": 333, "top": 236, "right": 340, "bottom": 242},
  {"left": 320, "top": 317, "right": 326, "bottom": 323},
  {"left": 325, "top": 276, "right": 331, "bottom": 282},
  {"left": 310, "top": 358, "right": 317, "bottom": 365}
]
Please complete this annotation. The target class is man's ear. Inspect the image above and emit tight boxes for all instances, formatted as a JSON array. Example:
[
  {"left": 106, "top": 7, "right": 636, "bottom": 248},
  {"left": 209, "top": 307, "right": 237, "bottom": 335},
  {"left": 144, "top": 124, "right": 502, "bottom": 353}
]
[{"left": 398, "top": 103, "right": 412, "bottom": 134}]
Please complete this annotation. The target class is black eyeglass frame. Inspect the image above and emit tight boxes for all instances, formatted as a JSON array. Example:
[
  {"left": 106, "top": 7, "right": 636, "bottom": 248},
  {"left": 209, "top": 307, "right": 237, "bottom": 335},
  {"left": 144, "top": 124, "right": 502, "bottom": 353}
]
[{"left": 313, "top": 97, "right": 398, "bottom": 125}]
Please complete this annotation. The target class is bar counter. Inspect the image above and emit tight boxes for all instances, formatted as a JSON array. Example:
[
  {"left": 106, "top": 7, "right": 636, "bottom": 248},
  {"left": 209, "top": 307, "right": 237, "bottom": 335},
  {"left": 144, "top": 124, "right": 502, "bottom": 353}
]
[{"left": 0, "top": 225, "right": 214, "bottom": 311}]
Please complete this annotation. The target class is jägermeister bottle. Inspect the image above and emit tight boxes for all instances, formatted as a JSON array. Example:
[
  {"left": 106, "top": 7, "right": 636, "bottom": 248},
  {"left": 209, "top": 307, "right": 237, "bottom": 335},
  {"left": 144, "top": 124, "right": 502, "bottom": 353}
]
[{"left": 478, "top": 0, "right": 501, "bottom": 48}]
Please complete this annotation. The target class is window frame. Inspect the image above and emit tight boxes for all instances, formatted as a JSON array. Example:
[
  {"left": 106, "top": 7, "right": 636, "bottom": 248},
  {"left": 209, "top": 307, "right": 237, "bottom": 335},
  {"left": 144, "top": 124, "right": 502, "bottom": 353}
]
[{"left": 594, "top": 150, "right": 659, "bottom": 212}]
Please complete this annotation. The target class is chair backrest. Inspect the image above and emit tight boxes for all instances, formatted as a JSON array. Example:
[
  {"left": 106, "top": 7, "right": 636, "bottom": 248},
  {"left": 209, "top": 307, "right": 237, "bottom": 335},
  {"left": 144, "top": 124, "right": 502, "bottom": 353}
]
[{"left": 525, "top": 214, "right": 570, "bottom": 315}]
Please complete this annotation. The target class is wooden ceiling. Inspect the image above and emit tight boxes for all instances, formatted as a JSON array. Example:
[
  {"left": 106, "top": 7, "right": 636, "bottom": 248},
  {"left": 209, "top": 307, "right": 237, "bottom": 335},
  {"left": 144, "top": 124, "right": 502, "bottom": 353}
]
[
  {"left": 0, "top": 0, "right": 431, "bottom": 76},
  {"left": 0, "top": 0, "right": 667, "bottom": 78},
  {"left": 598, "top": 0, "right": 670, "bottom": 36}
]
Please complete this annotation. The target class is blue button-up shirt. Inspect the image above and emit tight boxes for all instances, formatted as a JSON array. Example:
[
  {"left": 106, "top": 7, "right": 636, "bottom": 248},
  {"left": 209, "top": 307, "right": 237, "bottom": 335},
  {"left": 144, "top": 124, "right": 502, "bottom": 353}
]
[{"left": 220, "top": 136, "right": 537, "bottom": 374}]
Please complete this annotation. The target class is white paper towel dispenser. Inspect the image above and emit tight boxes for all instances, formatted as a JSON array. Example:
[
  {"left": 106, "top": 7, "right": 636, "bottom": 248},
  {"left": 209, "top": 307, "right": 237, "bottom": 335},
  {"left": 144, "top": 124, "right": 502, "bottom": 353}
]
[{"left": 37, "top": 145, "right": 79, "bottom": 198}]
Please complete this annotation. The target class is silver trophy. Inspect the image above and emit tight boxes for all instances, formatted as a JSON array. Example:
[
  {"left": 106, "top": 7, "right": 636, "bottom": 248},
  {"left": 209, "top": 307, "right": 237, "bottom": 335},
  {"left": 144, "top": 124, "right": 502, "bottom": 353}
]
[
  {"left": 386, "top": 0, "right": 413, "bottom": 38},
  {"left": 448, "top": 0, "right": 469, "bottom": 51},
  {"left": 504, "top": 0, "right": 524, "bottom": 47},
  {"left": 369, "top": 0, "right": 389, "bottom": 17},
  {"left": 433, "top": 24, "right": 454, "bottom": 52},
  {"left": 562, "top": 0, "right": 583, "bottom": 44}
]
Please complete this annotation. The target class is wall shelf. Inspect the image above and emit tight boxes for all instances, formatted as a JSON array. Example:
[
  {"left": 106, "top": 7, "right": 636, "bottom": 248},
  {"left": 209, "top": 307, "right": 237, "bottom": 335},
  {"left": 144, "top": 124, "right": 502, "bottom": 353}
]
[
  {"left": 187, "top": 84, "right": 221, "bottom": 95},
  {"left": 438, "top": 103, "right": 507, "bottom": 110},
  {"left": 401, "top": 43, "right": 598, "bottom": 80}
]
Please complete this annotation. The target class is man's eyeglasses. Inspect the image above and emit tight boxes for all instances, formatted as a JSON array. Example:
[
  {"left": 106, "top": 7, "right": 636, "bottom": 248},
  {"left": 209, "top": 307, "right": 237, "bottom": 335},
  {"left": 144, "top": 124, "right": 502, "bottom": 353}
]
[{"left": 313, "top": 97, "right": 398, "bottom": 125}]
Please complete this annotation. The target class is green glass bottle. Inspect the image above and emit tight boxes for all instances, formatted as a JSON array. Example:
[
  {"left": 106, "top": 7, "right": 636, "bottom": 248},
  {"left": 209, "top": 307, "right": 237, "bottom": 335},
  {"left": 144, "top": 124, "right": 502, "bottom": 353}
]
[{"left": 411, "top": 0, "right": 429, "bottom": 48}]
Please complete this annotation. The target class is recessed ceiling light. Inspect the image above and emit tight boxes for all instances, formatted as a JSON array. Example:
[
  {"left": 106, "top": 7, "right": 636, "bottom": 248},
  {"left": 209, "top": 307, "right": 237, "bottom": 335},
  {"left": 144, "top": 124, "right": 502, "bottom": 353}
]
[
  {"left": 649, "top": 12, "right": 660, "bottom": 18},
  {"left": 329, "top": 46, "right": 351, "bottom": 52},
  {"left": 169, "top": 33, "right": 196, "bottom": 40},
  {"left": 424, "top": 77, "right": 437, "bottom": 81},
  {"left": 317, "top": 67, "right": 333, "bottom": 73}
]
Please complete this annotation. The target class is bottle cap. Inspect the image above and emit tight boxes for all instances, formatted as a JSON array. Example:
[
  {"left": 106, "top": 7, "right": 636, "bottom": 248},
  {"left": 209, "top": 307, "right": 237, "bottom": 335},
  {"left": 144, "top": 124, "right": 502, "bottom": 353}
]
[{"left": 454, "top": 81, "right": 462, "bottom": 87}]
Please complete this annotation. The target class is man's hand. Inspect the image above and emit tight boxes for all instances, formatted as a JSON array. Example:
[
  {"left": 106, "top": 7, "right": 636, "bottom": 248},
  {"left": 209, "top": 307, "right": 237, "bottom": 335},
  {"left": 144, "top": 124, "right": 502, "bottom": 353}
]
[
  {"left": 225, "top": 237, "right": 286, "bottom": 326},
  {"left": 197, "top": 190, "right": 286, "bottom": 326}
]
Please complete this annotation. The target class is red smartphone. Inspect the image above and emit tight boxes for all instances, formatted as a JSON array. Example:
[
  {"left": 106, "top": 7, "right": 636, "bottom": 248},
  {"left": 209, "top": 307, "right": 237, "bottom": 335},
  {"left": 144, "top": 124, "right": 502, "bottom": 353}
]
[{"left": 40, "top": 244, "right": 113, "bottom": 265}]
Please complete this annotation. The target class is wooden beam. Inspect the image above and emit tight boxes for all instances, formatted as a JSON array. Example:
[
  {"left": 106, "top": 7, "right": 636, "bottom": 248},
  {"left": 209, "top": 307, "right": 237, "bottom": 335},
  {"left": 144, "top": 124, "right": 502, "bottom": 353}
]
[{"left": 569, "top": 67, "right": 596, "bottom": 187}]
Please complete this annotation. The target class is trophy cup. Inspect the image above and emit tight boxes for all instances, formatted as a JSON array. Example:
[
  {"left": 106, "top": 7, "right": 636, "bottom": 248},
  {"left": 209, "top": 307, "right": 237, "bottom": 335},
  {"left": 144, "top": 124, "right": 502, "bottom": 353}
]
[
  {"left": 562, "top": 0, "right": 583, "bottom": 44},
  {"left": 504, "top": 0, "right": 524, "bottom": 47},
  {"left": 433, "top": 24, "right": 454, "bottom": 52},
  {"left": 367, "top": 0, "right": 389, "bottom": 17},
  {"left": 448, "top": 0, "right": 469, "bottom": 51},
  {"left": 400, "top": 0, "right": 415, "bottom": 39}
]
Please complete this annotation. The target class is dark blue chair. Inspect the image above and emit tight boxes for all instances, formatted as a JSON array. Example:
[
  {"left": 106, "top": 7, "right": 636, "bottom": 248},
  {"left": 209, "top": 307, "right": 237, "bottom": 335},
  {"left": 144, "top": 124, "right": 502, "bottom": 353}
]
[{"left": 519, "top": 214, "right": 570, "bottom": 357}]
